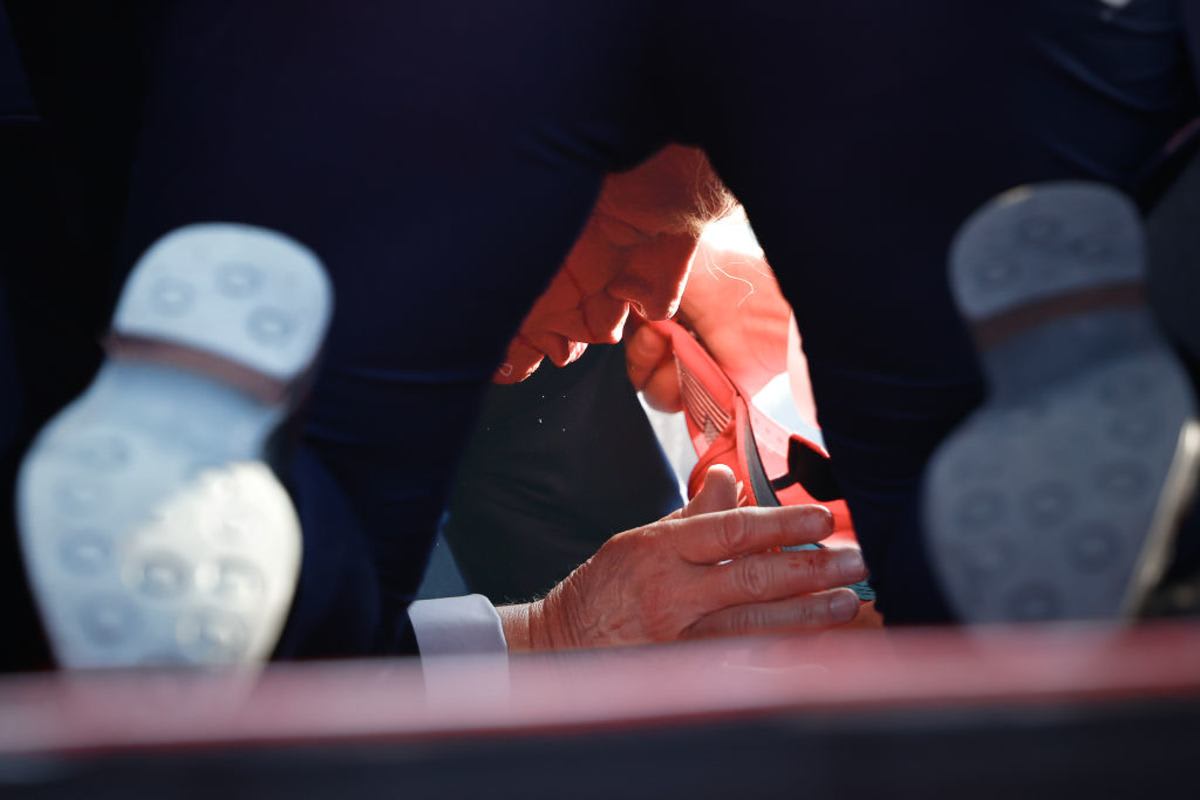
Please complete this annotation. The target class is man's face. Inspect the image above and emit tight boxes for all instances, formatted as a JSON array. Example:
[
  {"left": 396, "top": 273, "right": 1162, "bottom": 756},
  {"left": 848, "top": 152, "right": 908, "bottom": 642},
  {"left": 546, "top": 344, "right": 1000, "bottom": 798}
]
[
  {"left": 495, "top": 146, "right": 727, "bottom": 383},
  {"left": 494, "top": 218, "right": 700, "bottom": 382}
]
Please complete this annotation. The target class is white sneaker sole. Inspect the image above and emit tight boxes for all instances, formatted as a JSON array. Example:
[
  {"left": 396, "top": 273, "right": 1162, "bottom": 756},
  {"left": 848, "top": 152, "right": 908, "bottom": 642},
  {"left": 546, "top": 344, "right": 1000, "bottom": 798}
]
[
  {"left": 17, "top": 224, "right": 332, "bottom": 668},
  {"left": 924, "top": 183, "right": 1200, "bottom": 623}
]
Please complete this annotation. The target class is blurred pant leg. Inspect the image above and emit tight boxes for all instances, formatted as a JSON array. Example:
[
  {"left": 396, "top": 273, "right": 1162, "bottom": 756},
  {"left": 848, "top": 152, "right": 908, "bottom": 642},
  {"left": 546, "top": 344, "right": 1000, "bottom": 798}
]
[
  {"left": 678, "top": 0, "right": 1199, "bottom": 623},
  {"left": 109, "top": 1, "right": 668, "bottom": 652},
  {"left": 0, "top": 3, "right": 109, "bottom": 670}
]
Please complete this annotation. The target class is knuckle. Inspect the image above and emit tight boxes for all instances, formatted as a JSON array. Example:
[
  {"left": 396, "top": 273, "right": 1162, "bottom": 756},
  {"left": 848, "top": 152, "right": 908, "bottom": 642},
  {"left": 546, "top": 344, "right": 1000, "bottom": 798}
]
[
  {"left": 726, "top": 608, "right": 757, "bottom": 637},
  {"left": 787, "top": 550, "right": 837, "bottom": 590},
  {"left": 793, "top": 597, "right": 823, "bottom": 627},
  {"left": 802, "top": 551, "right": 834, "bottom": 586},
  {"left": 780, "top": 551, "right": 818, "bottom": 588},
  {"left": 718, "top": 511, "right": 752, "bottom": 554},
  {"left": 604, "top": 530, "right": 635, "bottom": 556},
  {"left": 605, "top": 527, "right": 656, "bottom": 566},
  {"left": 739, "top": 607, "right": 777, "bottom": 636},
  {"left": 618, "top": 525, "right": 656, "bottom": 550},
  {"left": 736, "top": 558, "right": 772, "bottom": 602}
]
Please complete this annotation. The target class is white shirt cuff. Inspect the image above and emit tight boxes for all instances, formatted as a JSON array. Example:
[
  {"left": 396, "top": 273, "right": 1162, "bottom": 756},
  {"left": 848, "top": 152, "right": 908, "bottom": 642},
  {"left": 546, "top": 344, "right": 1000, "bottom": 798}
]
[{"left": 406, "top": 593, "right": 508, "bottom": 657}]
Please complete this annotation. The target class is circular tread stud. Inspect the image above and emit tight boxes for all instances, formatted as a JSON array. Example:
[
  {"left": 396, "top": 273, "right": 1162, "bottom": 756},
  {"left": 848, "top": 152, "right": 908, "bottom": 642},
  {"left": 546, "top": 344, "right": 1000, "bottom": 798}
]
[
  {"left": 960, "top": 536, "right": 1015, "bottom": 577},
  {"left": 1108, "top": 414, "right": 1160, "bottom": 448},
  {"left": 1097, "top": 370, "right": 1153, "bottom": 408},
  {"left": 212, "top": 517, "right": 255, "bottom": 547},
  {"left": 1006, "top": 582, "right": 1062, "bottom": 622},
  {"left": 79, "top": 597, "right": 139, "bottom": 647},
  {"left": 178, "top": 610, "right": 249, "bottom": 663},
  {"left": 1068, "top": 235, "right": 1112, "bottom": 261},
  {"left": 955, "top": 489, "right": 1007, "bottom": 532},
  {"left": 55, "top": 481, "right": 104, "bottom": 516},
  {"left": 1017, "top": 214, "right": 1063, "bottom": 248},
  {"left": 247, "top": 307, "right": 295, "bottom": 347},
  {"left": 975, "top": 256, "right": 1021, "bottom": 291},
  {"left": 1067, "top": 521, "right": 1122, "bottom": 574},
  {"left": 151, "top": 278, "right": 195, "bottom": 316},
  {"left": 210, "top": 558, "right": 266, "bottom": 606},
  {"left": 59, "top": 531, "right": 113, "bottom": 576},
  {"left": 1094, "top": 461, "right": 1150, "bottom": 499},
  {"left": 127, "top": 551, "right": 193, "bottom": 600},
  {"left": 1023, "top": 482, "right": 1075, "bottom": 527},
  {"left": 216, "top": 262, "right": 264, "bottom": 298}
]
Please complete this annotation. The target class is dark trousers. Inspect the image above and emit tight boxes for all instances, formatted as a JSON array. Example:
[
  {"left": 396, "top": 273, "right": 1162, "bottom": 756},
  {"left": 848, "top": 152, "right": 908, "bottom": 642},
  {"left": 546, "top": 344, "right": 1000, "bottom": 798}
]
[{"left": 3, "top": 1, "right": 1199, "bottom": 666}]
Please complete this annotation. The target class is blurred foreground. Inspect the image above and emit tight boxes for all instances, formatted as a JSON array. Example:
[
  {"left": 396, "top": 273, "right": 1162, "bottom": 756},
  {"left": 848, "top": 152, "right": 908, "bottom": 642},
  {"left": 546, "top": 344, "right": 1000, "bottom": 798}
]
[{"left": 1, "top": 622, "right": 1198, "bottom": 798}]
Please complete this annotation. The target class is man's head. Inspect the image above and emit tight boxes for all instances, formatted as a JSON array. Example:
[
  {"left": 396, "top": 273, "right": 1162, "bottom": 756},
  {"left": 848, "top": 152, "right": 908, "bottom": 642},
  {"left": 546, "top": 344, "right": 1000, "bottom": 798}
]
[{"left": 494, "top": 145, "right": 735, "bottom": 383}]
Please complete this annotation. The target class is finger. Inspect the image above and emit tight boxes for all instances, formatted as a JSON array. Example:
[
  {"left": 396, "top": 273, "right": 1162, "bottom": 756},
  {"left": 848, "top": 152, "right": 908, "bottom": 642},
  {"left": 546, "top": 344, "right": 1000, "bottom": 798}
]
[
  {"left": 627, "top": 325, "right": 683, "bottom": 412},
  {"left": 663, "top": 464, "right": 738, "bottom": 522},
  {"left": 695, "top": 548, "right": 867, "bottom": 612},
  {"left": 666, "top": 503, "right": 834, "bottom": 564},
  {"left": 625, "top": 323, "right": 673, "bottom": 391},
  {"left": 641, "top": 362, "right": 684, "bottom": 413},
  {"left": 683, "top": 588, "right": 861, "bottom": 639},
  {"left": 492, "top": 339, "right": 543, "bottom": 385},
  {"left": 683, "top": 465, "right": 738, "bottom": 518}
]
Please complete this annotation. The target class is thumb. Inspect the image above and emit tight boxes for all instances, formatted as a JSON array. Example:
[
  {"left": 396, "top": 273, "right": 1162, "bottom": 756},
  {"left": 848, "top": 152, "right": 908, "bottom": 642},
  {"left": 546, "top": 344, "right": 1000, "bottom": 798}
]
[
  {"left": 626, "top": 323, "right": 683, "bottom": 413},
  {"left": 682, "top": 464, "right": 739, "bottom": 518},
  {"left": 625, "top": 321, "right": 672, "bottom": 390}
]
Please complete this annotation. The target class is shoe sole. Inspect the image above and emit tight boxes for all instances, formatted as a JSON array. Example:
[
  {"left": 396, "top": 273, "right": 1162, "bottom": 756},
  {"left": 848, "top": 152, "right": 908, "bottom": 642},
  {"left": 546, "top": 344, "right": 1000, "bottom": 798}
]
[
  {"left": 17, "top": 224, "right": 332, "bottom": 668},
  {"left": 924, "top": 183, "right": 1200, "bottom": 623}
]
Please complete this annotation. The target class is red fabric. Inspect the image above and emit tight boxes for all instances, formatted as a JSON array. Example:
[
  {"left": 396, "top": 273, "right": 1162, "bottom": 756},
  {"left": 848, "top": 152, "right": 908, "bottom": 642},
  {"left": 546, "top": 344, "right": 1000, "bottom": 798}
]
[
  {"left": 650, "top": 317, "right": 881, "bottom": 626},
  {"left": 650, "top": 318, "right": 857, "bottom": 545}
]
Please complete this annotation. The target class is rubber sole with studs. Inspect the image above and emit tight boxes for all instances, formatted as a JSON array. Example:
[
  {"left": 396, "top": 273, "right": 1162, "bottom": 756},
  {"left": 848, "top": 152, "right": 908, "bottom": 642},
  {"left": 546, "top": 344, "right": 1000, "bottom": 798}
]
[
  {"left": 924, "top": 183, "right": 1200, "bottom": 624},
  {"left": 17, "top": 224, "right": 332, "bottom": 668}
]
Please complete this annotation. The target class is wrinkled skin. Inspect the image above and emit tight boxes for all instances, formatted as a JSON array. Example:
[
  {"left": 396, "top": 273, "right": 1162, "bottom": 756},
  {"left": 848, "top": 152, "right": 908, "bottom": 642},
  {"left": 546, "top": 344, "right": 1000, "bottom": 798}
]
[
  {"left": 491, "top": 146, "right": 870, "bottom": 650},
  {"left": 496, "top": 145, "right": 811, "bottom": 428},
  {"left": 500, "top": 466, "right": 868, "bottom": 650},
  {"left": 494, "top": 145, "right": 730, "bottom": 383}
]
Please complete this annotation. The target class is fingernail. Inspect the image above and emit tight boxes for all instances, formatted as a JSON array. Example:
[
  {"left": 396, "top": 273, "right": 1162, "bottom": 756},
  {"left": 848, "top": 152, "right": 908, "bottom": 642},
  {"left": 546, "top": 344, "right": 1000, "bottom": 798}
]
[
  {"left": 813, "top": 505, "right": 834, "bottom": 533},
  {"left": 829, "top": 589, "right": 859, "bottom": 622},
  {"left": 831, "top": 549, "right": 866, "bottom": 582}
]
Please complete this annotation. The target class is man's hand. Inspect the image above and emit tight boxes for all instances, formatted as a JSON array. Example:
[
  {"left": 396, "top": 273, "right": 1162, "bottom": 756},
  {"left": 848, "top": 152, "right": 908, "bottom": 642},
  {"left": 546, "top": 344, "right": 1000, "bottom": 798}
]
[{"left": 500, "top": 465, "right": 867, "bottom": 651}]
